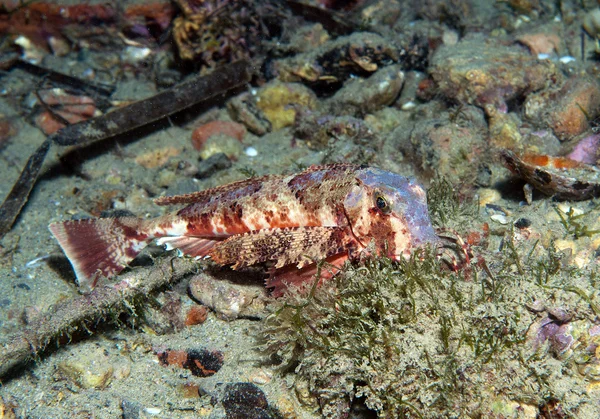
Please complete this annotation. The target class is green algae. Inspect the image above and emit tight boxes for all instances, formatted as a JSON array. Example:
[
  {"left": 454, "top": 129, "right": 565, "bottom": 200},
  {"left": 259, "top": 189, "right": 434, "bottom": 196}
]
[{"left": 261, "top": 183, "right": 600, "bottom": 418}]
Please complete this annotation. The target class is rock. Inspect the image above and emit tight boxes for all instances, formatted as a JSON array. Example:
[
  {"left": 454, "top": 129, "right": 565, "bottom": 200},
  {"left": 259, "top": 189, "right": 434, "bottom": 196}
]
[
  {"left": 227, "top": 92, "right": 272, "bottom": 135},
  {"left": 57, "top": 346, "right": 129, "bottom": 389},
  {"left": 188, "top": 270, "right": 268, "bottom": 320},
  {"left": 196, "top": 152, "right": 232, "bottom": 179},
  {"left": 135, "top": 147, "right": 180, "bottom": 169},
  {"left": 222, "top": 383, "right": 278, "bottom": 419},
  {"left": 256, "top": 81, "right": 318, "bottom": 131},
  {"left": 326, "top": 64, "right": 404, "bottom": 116},
  {"left": 525, "top": 76, "right": 600, "bottom": 141},
  {"left": 272, "top": 32, "right": 398, "bottom": 86},
  {"left": 516, "top": 26, "right": 564, "bottom": 55},
  {"left": 199, "top": 133, "right": 243, "bottom": 160},
  {"left": 191, "top": 120, "right": 246, "bottom": 151},
  {"left": 430, "top": 36, "right": 561, "bottom": 111},
  {"left": 157, "top": 348, "right": 224, "bottom": 377},
  {"left": 404, "top": 118, "right": 487, "bottom": 186}
]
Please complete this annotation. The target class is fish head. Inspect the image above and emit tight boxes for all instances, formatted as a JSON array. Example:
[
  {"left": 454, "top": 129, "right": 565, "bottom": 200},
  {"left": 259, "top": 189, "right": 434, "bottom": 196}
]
[{"left": 343, "top": 167, "right": 439, "bottom": 260}]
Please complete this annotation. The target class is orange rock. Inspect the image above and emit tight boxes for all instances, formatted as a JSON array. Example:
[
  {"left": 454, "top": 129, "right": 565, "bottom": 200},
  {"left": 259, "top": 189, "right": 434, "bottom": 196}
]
[
  {"left": 33, "top": 89, "right": 99, "bottom": 135},
  {"left": 550, "top": 77, "right": 600, "bottom": 140},
  {"left": 34, "top": 110, "right": 89, "bottom": 135},
  {"left": 517, "top": 32, "right": 561, "bottom": 55},
  {"left": 191, "top": 120, "right": 246, "bottom": 151},
  {"left": 135, "top": 146, "right": 180, "bottom": 169},
  {"left": 184, "top": 305, "right": 208, "bottom": 326},
  {"left": 0, "top": 116, "right": 17, "bottom": 146}
]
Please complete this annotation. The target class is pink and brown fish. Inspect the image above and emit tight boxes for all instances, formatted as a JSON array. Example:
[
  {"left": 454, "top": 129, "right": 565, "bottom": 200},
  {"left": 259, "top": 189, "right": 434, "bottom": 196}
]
[{"left": 49, "top": 164, "right": 439, "bottom": 296}]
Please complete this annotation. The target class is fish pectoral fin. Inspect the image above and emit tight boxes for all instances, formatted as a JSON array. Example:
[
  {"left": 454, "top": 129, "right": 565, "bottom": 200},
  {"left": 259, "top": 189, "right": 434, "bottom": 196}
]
[
  {"left": 209, "top": 226, "right": 353, "bottom": 270},
  {"left": 156, "top": 236, "right": 219, "bottom": 258},
  {"left": 267, "top": 253, "right": 349, "bottom": 297}
]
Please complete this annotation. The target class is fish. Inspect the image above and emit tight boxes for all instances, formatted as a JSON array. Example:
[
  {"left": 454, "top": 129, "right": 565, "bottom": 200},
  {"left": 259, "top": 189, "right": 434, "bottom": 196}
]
[{"left": 49, "top": 164, "right": 439, "bottom": 295}]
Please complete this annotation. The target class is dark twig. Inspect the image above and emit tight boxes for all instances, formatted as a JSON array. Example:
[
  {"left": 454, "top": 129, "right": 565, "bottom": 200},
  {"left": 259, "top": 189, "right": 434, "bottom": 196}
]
[
  {"left": 50, "top": 59, "right": 251, "bottom": 147},
  {"left": 0, "top": 139, "right": 50, "bottom": 236},
  {"left": 15, "top": 59, "right": 115, "bottom": 98},
  {"left": 0, "top": 60, "right": 252, "bottom": 239},
  {"left": 0, "top": 257, "right": 199, "bottom": 380},
  {"left": 285, "top": 0, "right": 354, "bottom": 35}
]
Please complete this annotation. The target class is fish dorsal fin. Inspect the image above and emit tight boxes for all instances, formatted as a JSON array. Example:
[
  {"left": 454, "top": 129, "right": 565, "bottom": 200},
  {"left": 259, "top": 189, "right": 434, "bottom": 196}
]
[
  {"left": 154, "top": 164, "right": 360, "bottom": 206},
  {"left": 154, "top": 174, "right": 278, "bottom": 206},
  {"left": 300, "top": 163, "right": 360, "bottom": 174}
]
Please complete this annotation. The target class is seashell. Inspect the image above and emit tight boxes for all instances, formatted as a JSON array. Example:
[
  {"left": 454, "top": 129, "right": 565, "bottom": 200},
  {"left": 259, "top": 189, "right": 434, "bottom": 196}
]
[{"left": 501, "top": 149, "right": 600, "bottom": 200}]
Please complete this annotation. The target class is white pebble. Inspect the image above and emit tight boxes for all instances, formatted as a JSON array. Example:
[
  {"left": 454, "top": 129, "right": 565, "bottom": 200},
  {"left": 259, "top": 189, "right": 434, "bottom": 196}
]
[
  {"left": 490, "top": 214, "right": 508, "bottom": 225},
  {"left": 401, "top": 101, "right": 417, "bottom": 110},
  {"left": 145, "top": 407, "right": 162, "bottom": 415},
  {"left": 559, "top": 56, "right": 576, "bottom": 64},
  {"left": 537, "top": 53, "right": 550, "bottom": 60},
  {"left": 245, "top": 147, "right": 258, "bottom": 157}
]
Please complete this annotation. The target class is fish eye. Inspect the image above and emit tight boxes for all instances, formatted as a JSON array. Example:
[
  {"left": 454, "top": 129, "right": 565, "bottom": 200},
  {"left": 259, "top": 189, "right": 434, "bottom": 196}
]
[{"left": 375, "top": 194, "right": 391, "bottom": 214}]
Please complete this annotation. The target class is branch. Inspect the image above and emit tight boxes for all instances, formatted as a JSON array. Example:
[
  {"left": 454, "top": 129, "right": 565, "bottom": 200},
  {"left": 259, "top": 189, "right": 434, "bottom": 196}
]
[{"left": 0, "top": 257, "right": 199, "bottom": 379}]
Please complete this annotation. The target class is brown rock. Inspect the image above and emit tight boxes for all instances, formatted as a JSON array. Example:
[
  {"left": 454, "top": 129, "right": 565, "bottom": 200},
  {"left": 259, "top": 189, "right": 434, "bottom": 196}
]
[
  {"left": 430, "top": 36, "right": 561, "bottom": 111},
  {"left": 525, "top": 76, "right": 600, "bottom": 141}
]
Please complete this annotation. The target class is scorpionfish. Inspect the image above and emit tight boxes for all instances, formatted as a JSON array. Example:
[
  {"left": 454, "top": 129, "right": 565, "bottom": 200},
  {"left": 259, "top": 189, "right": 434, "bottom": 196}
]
[{"left": 49, "top": 164, "right": 439, "bottom": 295}]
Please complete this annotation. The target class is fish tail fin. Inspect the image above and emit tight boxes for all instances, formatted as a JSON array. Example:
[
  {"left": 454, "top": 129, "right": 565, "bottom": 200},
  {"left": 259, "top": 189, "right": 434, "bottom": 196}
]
[{"left": 49, "top": 217, "right": 151, "bottom": 289}]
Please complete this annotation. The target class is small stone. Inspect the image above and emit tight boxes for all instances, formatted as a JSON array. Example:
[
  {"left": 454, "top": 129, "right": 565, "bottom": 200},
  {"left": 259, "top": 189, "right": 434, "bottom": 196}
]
[
  {"left": 57, "top": 346, "right": 117, "bottom": 389},
  {"left": 199, "top": 134, "right": 243, "bottom": 160},
  {"left": 157, "top": 348, "right": 224, "bottom": 377},
  {"left": 135, "top": 147, "right": 180, "bottom": 169},
  {"left": 490, "top": 214, "right": 508, "bottom": 224},
  {"left": 245, "top": 146, "right": 258, "bottom": 157},
  {"left": 191, "top": 120, "right": 246, "bottom": 151},
  {"left": 189, "top": 271, "right": 267, "bottom": 320},
  {"left": 326, "top": 64, "right": 405, "bottom": 116},
  {"left": 478, "top": 188, "right": 501, "bottom": 207},
  {"left": 514, "top": 218, "right": 532, "bottom": 229},
  {"left": 222, "top": 383, "right": 273, "bottom": 419},
  {"left": 249, "top": 369, "right": 272, "bottom": 385},
  {"left": 122, "top": 399, "right": 143, "bottom": 419},
  {"left": 155, "top": 169, "right": 177, "bottom": 188},
  {"left": 144, "top": 407, "right": 162, "bottom": 416},
  {"left": 196, "top": 152, "right": 232, "bottom": 179},
  {"left": 184, "top": 305, "right": 209, "bottom": 326},
  {"left": 553, "top": 239, "right": 576, "bottom": 255},
  {"left": 256, "top": 81, "right": 317, "bottom": 131},
  {"left": 227, "top": 92, "right": 272, "bottom": 135}
]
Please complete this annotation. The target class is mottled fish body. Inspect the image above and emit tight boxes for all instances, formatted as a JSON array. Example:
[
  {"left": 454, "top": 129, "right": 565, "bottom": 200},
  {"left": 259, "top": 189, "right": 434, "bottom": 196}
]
[{"left": 49, "top": 164, "right": 438, "bottom": 294}]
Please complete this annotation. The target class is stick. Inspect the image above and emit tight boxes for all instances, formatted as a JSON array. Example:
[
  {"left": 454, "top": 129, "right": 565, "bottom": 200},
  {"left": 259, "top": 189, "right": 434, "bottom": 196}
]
[
  {"left": 0, "top": 257, "right": 199, "bottom": 379},
  {"left": 0, "top": 140, "right": 50, "bottom": 236},
  {"left": 50, "top": 59, "right": 251, "bottom": 147}
]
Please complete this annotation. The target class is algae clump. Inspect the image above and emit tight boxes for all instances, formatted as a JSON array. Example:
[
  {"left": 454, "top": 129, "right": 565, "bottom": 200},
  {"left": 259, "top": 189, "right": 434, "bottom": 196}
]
[{"left": 261, "top": 180, "right": 600, "bottom": 418}]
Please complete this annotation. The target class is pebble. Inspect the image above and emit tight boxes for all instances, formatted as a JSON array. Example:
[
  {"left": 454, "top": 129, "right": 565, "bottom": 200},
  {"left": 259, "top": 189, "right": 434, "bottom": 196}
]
[
  {"left": 490, "top": 214, "right": 509, "bottom": 224},
  {"left": 191, "top": 120, "right": 246, "bottom": 151},
  {"left": 553, "top": 239, "right": 577, "bottom": 255},
  {"left": 188, "top": 271, "right": 267, "bottom": 320},
  {"left": 221, "top": 383, "right": 271, "bottom": 419},
  {"left": 199, "top": 134, "right": 243, "bottom": 160},
  {"left": 477, "top": 188, "right": 501, "bottom": 207},
  {"left": 57, "top": 346, "right": 129, "bottom": 389},
  {"left": 556, "top": 203, "right": 584, "bottom": 217},
  {"left": 249, "top": 369, "right": 273, "bottom": 385},
  {"left": 245, "top": 146, "right": 258, "bottom": 157},
  {"left": 559, "top": 56, "right": 575, "bottom": 64},
  {"left": 196, "top": 152, "right": 232, "bottom": 179},
  {"left": 135, "top": 147, "right": 180, "bottom": 169}
]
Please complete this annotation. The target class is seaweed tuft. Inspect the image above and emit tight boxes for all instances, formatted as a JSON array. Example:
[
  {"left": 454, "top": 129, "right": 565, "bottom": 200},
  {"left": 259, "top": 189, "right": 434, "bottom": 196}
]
[
  {"left": 261, "top": 227, "right": 600, "bottom": 417},
  {"left": 426, "top": 176, "right": 477, "bottom": 228}
]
